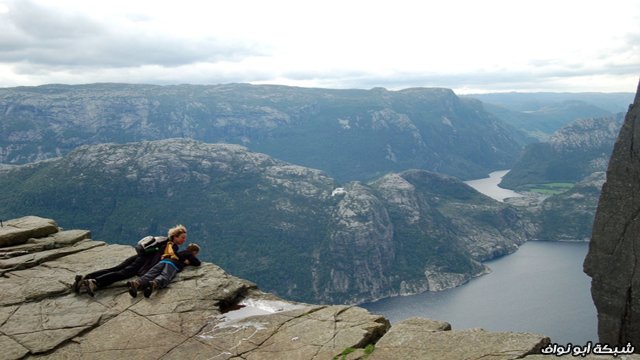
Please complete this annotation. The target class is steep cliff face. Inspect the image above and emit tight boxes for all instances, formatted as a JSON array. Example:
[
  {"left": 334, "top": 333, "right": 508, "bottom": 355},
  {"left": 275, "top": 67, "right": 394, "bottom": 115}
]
[
  {"left": 584, "top": 80, "right": 640, "bottom": 347},
  {"left": 319, "top": 182, "right": 396, "bottom": 303}
]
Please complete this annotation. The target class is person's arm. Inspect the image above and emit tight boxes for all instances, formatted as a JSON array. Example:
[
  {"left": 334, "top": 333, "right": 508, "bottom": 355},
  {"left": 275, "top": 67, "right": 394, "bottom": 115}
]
[
  {"left": 177, "top": 250, "right": 201, "bottom": 267},
  {"left": 189, "top": 254, "right": 201, "bottom": 267}
]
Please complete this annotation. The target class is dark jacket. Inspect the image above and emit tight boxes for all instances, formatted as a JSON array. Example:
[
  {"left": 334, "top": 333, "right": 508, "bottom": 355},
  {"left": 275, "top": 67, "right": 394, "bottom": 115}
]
[
  {"left": 137, "top": 237, "right": 172, "bottom": 276},
  {"left": 174, "top": 250, "right": 201, "bottom": 272}
]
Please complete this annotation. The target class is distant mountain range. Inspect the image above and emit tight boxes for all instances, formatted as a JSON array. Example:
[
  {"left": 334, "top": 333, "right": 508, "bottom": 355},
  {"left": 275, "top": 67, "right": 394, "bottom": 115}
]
[
  {"left": 465, "top": 92, "right": 633, "bottom": 113},
  {"left": 500, "top": 114, "right": 623, "bottom": 189},
  {"left": 0, "top": 139, "right": 534, "bottom": 304},
  {"left": 499, "top": 114, "right": 624, "bottom": 241},
  {"left": 0, "top": 83, "right": 530, "bottom": 182},
  {"left": 465, "top": 92, "right": 633, "bottom": 139}
]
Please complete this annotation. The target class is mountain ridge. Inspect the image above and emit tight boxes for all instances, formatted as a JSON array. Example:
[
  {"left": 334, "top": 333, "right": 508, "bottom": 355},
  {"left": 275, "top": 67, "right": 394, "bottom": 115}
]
[
  {"left": 0, "top": 83, "right": 525, "bottom": 181},
  {"left": 0, "top": 138, "right": 534, "bottom": 304},
  {"left": 500, "top": 114, "right": 623, "bottom": 189},
  {"left": 465, "top": 92, "right": 632, "bottom": 140}
]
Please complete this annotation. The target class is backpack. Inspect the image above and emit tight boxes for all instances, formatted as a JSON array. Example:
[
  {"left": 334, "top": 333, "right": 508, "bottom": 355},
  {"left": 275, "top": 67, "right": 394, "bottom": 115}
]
[{"left": 135, "top": 236, "right": 168, "bottom": 255}]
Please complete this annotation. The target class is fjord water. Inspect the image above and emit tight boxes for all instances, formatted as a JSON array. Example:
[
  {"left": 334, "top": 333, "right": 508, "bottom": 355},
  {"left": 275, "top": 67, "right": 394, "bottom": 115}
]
[
  {"left": 464, "top": 169, "right": 523, "bottom": 202},
  {"left": 362, "top": 171, "right": 597, "bottom": 344}
]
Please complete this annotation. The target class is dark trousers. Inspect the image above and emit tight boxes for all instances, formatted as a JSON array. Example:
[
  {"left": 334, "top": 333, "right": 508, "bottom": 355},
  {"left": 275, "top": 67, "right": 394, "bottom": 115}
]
[
  {"left": 85, "top": 255, "right": 145, "bottom": 288},
  {"left": 137, "top": 261, "right": 178, "bottom": 289}
]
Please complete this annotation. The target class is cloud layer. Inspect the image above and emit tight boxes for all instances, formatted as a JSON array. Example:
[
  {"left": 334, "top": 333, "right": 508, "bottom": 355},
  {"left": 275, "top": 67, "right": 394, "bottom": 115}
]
[{"left": 0, "top": 0, "right": 638, "bottom": 93}]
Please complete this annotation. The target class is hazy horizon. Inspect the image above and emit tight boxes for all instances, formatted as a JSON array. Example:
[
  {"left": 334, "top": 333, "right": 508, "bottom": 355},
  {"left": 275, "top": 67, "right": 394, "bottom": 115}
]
[{"left": 0, "top": 81, "right": 636, "bottom": 96}]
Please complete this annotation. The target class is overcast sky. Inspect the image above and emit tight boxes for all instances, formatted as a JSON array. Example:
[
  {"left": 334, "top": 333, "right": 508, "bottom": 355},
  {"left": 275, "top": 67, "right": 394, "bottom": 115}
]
[{"left": 0, "top": 0, "right": 638, "bottom": 93}]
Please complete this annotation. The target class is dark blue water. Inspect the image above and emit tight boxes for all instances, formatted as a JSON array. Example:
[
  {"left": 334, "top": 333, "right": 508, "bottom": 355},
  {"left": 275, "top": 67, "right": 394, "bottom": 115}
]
[{"left": 361, "top": 241, "right": 597, "bottom": 344}]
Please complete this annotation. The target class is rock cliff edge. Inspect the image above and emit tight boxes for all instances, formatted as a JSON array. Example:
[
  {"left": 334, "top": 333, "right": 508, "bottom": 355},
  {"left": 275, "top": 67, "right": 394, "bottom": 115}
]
[{"left": 0, "top": 215, "right": 601, "bottom": 359}]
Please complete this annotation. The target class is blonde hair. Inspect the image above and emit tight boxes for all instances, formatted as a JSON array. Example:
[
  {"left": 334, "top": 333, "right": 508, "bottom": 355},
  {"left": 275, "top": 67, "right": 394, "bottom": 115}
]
[
  {"left": 167, "top": 224, "right": 187, "bottom": 240},
  {"left": 186, "top": 243, "right": 200, "bottom": 253}
]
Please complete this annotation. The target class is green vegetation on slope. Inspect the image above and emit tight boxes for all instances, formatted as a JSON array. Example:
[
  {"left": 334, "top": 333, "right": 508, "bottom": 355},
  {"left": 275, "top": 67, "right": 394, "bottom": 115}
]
[{"left": 0, "top": 139, "right": 532, "bottom": 304}]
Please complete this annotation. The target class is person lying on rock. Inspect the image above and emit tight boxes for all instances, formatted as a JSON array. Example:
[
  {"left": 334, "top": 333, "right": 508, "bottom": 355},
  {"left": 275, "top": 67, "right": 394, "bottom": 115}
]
[
  {"left": 72, "top": 224, "right": 188, "bottom": 296},
  {"left": 127, "top": 242, "right": 201, "bottom": 298}
]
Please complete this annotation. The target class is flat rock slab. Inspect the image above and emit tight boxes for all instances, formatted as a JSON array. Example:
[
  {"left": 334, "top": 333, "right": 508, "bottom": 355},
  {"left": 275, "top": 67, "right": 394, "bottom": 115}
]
[
  {"left": 0, "top": 267, "right": 78, "bottom": 306},
  {"left": 0, "top": 239, "right": 102, "bottom": 271},
  {"left": 42, "top": 310, "right": 190, "bottom": 360},
  {"left": 0, "top": 230, "right": 91, "bottom": 260},
  {"left": 0, "top": 294, "right": 107, "bottom": 354},
  {"left": 0, "top": 334, "right": 30, "bottom": 360},
  {"left": 172, "top": 304, "right": 390, "bottom": 360},
  {"left": 384, "top": 316, "right": 452, "bottom": 332},
  {"left": 0, "top": 216, "right": 58, "bottom": 247},
  {"left": 46, "top": 243, "right": 135, "bottom": 279},
  {"left": 50, "top": 298, "right": 391, "bottom": 360},
  {"left": 370, "top": 320, "right": 549, "bottom": 360}
]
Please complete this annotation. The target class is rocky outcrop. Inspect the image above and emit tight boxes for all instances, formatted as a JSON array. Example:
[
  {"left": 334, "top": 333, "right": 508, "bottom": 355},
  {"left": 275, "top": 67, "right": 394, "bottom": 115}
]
[
  {"left": 584, "top": 80, "right": 640, "bottom": 347},
  {"left": 0, "top": 216, "right": 58, "bottom": 247},
  {"left": 369, "top": 318, "right": 547, "bottom": 360},
  {"left": 0, "top": 216, "right": 577, "bottom": 359},
  {"left": 372, "top": 170, "right": 535, "bottom": 262},
  {"left": 547, "top": 116, "right": 624, "bottom": 152}
]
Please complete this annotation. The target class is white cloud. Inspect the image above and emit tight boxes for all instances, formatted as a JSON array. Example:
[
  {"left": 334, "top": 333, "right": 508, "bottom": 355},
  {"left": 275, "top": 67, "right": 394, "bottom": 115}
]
[{"left": 0, "top": 0, "right": 637, "bottom": 92}]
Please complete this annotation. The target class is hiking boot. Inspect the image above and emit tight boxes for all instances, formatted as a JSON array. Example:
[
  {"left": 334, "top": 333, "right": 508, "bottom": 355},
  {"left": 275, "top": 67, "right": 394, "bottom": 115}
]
[
  {"left": 72, "top": 275, "right": 83, "bottom": 294},
  {"left": 127, "top": 280, "right": 139, "bottom": 298},
  {"left": 83, "top": 279, "right": 97, "bottom": 297},
  {"left": 143, "top": 281, "right": 157, "bottom": 298}
]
